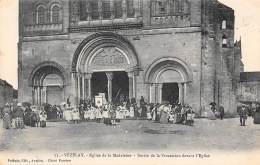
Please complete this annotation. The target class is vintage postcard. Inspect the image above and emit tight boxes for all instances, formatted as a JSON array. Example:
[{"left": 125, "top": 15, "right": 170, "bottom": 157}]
[{"left": 0, "top": 0, "right": 259, "bottom": 164}]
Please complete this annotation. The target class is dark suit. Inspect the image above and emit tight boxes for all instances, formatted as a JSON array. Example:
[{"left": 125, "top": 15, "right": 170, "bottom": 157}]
[
  {"left": 219, "top": 106, "right": 224, "bottom": 120},
  {"left": 238, "top": 107, "right": 247, "bottom": 126}
]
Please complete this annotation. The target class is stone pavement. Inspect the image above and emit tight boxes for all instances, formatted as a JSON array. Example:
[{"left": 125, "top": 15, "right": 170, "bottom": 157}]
[{"left": 0, "top": 118, "right": 260, "bottom": 152}]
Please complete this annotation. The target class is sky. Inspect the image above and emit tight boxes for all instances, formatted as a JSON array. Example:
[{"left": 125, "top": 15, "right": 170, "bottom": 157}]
[{"left": 0, "top": 0, "right": 260, "bottom": 89}]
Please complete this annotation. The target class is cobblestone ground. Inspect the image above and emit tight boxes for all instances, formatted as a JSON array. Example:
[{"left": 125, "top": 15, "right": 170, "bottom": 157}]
[{"left": 0, "top": 118, "right": 260, "bottom": 152}]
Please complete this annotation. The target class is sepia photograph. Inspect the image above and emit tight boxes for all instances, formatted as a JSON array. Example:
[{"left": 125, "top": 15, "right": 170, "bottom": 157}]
[{"left": 0, "top": 0, "right": 260, "bottom": 164}]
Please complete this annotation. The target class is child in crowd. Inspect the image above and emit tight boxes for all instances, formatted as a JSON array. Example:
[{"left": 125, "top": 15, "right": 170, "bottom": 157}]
[{"left": 39, "top": 110, "right": 47, "bottom": 127}]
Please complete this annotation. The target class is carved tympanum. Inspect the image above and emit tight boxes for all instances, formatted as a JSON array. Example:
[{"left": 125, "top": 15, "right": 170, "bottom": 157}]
[{"left": 92, "top": 47, "right": 127, "bottom": 66}]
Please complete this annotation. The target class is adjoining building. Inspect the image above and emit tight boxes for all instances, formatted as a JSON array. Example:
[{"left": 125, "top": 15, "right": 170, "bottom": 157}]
[
  {"left": 0, "top": 79, "right": 14, "bottom": 107},
  {"left": 238, "top": 72, "right": 260, "bottom": 106},
  {"left": 18, "top": 0, "right": 242, "bottom": 116}
]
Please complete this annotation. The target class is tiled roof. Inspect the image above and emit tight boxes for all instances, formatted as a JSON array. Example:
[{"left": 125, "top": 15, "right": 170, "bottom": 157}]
[{"left": 240, "top": 72, "right": 260, "bottom": 82}]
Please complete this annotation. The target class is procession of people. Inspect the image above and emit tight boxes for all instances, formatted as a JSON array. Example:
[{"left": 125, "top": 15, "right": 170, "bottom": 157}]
[
  {"left": 58, "top": 96, "right": 197, "bottom": 126},
  {"left": 1, "top": 95, "right": 260, "bottom": 130}
]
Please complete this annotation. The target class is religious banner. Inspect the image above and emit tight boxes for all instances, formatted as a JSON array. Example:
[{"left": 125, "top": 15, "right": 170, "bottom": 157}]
[
  {"left": 98, "top": 93, "right": 107, "bottom": 105},
  {"left": 95, "top": 95, "right": 103, "bottom": 107}
]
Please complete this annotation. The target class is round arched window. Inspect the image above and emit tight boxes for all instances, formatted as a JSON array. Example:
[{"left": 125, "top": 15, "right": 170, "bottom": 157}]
[
  {"left": 222, "top": 35, "right": 227, "bottom": 48},
  {"left": 51, "top": 5, "right": 60, "bottom": 23},
  {"left": 37, "top": 6, "right": 45, "bottom": 24}
]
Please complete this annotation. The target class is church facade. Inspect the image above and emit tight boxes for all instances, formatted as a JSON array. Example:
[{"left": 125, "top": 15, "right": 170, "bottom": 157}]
[{"left": 18, "top": 0, "right": 241, "bottom": 116}]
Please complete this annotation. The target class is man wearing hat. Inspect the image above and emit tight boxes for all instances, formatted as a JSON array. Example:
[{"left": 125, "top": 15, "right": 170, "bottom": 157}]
[
  {"left": 238, "top": 104, "right": 247, "bottom": 126},
  {"left": 13, "top": 103, "right": 25, "bottom": 129}
]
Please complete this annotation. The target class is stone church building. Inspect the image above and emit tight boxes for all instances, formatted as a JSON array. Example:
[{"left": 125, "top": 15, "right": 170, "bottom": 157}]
[{"left": 18, "top": 0, "right": 241, "bottom": 116}]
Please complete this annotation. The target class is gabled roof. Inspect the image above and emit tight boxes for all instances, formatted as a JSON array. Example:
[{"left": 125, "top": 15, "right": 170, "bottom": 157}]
[
  {"left": 240, "top": 72, "right": 260, "bottom": 82},
  {"left": 216, "top": 1, "right": 233, "bottom": 11},
  {"left": 0, "top": 79, "right": 13, "bottom": 87}
]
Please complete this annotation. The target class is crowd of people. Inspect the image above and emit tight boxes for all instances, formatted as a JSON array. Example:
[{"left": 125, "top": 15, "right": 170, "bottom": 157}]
[
  {"left": 209, "top": 102, "right": 260, "bottom": 126},
  {"left": 236, "top": 103, "right": 260, "bottom": 126},
  {"left": 55, "top": 97, "right": 195, "bottom": 126},
  {"left": 1, "top": 96, "right": 196, "bottom": 129},
  {"left": 1, "top": 103, "right": 47, "bottom": 129},
  {"left": 2, "top": 96, "right": 260, "bottom": 130}
]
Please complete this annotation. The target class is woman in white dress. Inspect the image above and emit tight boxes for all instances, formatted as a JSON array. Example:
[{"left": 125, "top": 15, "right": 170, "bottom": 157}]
[
  {"left": 103, "top": 109, "right": 109, "bottom": 124},
  {"left": 72, "top": 107, "right": 80, "bottom": 124},
  {"left": 129, "top": 105, "right": 135, "bottom": 119},
  {"left": 84, "top": 109, "right": 89, "bottom": 121},
  {"left": 60, "top": 104, "right": 66, "bottom": 120},
  {"left": 117, "top": 105, "right": 124, "bottom": 119},
  {"left": 160, "top": 104, "right": 170, "bottom": 124},
  {"left": 90, "top": 106, "right": 95, "bottom": 121},
  {"left": 64, "top": 107, "right": 73, "bottom": 123},
  {"left": 84, "top": 105, "right": 91, "bottom": 121},
  {"left": 116, "top": 106, "right": 121, "bottom": 122},
  {"left": 146, "top": 104, "right": 152, "bottom": 120},
  {"left": 96, "top": 107, "right": 102, "bottom": 123},
  {"left": 121, "top": 104, "right": 128, "bottom": 119}
]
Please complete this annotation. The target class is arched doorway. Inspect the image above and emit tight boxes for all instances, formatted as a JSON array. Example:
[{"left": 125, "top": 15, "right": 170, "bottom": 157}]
[
  {"left": 145, "top": 57, "right": 192, "bottom": 104},
  {"left": 91, "top": 71, "right": 129, "bottom": 104},
  {"left": 162, "top": 83, "right": 179, "bottom": 104},
  {"left": 43, "top": 74, "right": 64, "bottom": 105},
  {"left": 29, "top": 62, "right": 66, "bottom": 106},
  {"left": 72, "top": 32, "right": 140, "bottom": 104}
]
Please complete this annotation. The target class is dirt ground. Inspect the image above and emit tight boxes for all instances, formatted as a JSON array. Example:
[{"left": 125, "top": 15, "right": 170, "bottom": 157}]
[{"left": 0, "top": 117, "right": 260, "bottom": 152}]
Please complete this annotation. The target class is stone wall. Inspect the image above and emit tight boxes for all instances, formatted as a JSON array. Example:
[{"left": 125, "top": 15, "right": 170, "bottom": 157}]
[
  {"left": 200, "top": 0, "right": 239, "bottom": 116},
  {"left": 238, "top": 82, "right": 260, "bottom": 103},
  {"left": 0, "top": 80, "right": 14, "bottom": 108},
  {"left": 19, "top": 27, "right": 202, "bottom": 112}
]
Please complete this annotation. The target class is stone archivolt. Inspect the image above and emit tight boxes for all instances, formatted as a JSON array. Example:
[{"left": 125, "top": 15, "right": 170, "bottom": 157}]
[{"left": 73, "top": 32, "right": 140, "bottom": 74}]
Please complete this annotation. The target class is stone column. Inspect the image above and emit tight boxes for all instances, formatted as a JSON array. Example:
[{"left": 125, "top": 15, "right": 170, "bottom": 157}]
[
  {"left": 182, "top": 83, "right": 185, "bottom": 104},
  {"left": 154, "top": 84, "right": 158, "bottom": 103},
  {"left": 178, "top": 83, "right": 184, "bottom": 105},
  {"left": 35, "top": 86, "right": 38, "bottom": 106},
  {"left": 158, "top": 84, "right": 163, "bottom": 104},
  {"left": 82, "top": 74, "right": 85, "bottom": 100},
  {"left": 183, "top": 83, "right": 187, "bottom": 104},
  {"left": 45, "top": 87, "right": 47, "bottom": 103},
  {"left": 128, "top": 73, "right": 133, "bottom": 99},
  {"left": 85, "top": 73, "right": 92, "bottom": 100},
  {"left": 71, "top": 72, "right": 78, "bottom": 106},
  {"left": 40, "top": 86, "right": 43, "bottom": 106},
  {"left": 149, "top": 84, "right": 153, "bottom": 103},
  {"left": 133, "top": 72, "right": 137, "bottom": 99},
  {"left": 37, "top": 86, "right": 41, "bottom": 106},
  {"left": 41, "top": 86, "right": 46, "bottom": 104},
  {"left": 106, "top": 72, "right": 113, "bottom": 102},
  {"left": 32, "top": 87, "right": 36, "bottom": 105},
  {"left": 128, "top": 71, "right": 138, "bottom": 99},
  {"left": 77, "top": 73, "right": 81, "bottom": 104}
]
